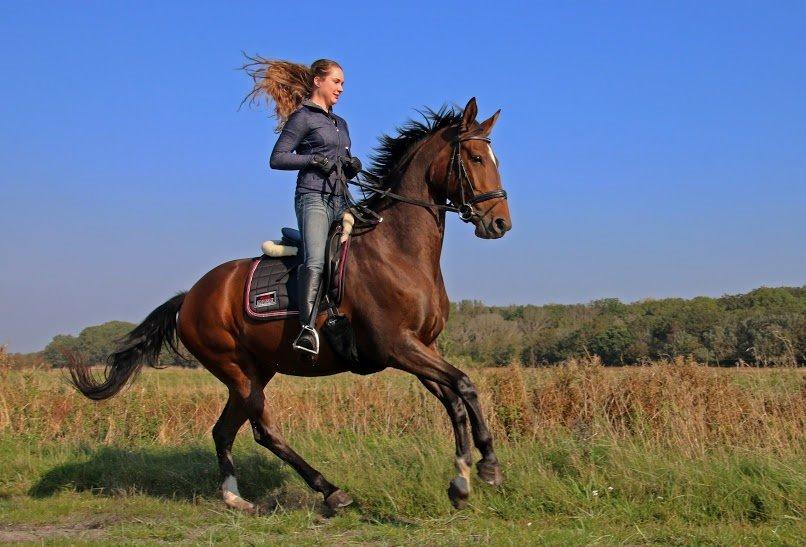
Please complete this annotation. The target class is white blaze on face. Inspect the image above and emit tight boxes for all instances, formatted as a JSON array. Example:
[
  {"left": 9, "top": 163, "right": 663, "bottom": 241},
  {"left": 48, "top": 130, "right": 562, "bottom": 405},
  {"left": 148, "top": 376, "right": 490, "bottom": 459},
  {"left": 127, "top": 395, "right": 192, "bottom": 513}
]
[{"left": 486, "top": 143, "right": 499, "bottom": 167}]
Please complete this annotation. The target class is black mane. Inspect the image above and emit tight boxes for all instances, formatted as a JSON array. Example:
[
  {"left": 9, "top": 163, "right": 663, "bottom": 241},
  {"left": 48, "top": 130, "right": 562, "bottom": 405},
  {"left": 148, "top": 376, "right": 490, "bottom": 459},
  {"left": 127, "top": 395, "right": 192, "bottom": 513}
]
[{"left": 364, "top": 104, "right": 464, "bottom": 191}]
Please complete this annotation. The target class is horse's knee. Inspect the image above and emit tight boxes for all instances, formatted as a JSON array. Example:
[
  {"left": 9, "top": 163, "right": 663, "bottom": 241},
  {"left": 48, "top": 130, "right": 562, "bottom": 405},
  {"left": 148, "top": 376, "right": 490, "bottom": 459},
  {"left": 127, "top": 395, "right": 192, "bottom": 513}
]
[
  {"left": 249, "top": 419, "right": 268, "bottom": 445},
  {"left": 449, "top": 397, "right": 468, "bottom": 424},
  {"left": 455, "top": 375, "right": 478, "bottom": 401},
  {"left": 249, "top": 418, "right": 286, "bottom": 451}
]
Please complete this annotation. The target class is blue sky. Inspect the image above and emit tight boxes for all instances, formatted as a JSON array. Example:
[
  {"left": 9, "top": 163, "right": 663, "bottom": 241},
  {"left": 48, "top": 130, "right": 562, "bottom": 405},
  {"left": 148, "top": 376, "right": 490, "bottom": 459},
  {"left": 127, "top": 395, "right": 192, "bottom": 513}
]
[{"left": 1, "top": 1, "right": 804, "bottom": 352}]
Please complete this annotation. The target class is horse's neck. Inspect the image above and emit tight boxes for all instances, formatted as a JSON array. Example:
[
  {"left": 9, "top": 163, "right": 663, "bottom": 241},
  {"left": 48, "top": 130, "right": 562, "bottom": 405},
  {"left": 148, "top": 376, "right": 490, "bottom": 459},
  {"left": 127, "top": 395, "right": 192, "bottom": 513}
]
[{"left": 363, "top": 158, "right": 446, "bottom": 274}]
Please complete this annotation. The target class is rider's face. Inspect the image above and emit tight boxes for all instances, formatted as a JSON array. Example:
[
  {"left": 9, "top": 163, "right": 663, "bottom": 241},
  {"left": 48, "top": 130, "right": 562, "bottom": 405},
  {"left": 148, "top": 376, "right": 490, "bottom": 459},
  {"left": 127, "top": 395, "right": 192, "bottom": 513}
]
[{"left": 314, "top": 67, "right": 344, "bottom": 108}]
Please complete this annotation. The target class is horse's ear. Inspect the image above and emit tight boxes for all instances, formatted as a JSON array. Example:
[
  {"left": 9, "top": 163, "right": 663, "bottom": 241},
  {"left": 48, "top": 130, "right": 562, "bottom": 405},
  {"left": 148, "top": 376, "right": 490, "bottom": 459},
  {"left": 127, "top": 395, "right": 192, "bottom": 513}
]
[
  {"left": 461, "top": 97, "right": 478, "bottom": 132},
  {"left": 477, "top": 109, "right": 501, "bottom": 136}
]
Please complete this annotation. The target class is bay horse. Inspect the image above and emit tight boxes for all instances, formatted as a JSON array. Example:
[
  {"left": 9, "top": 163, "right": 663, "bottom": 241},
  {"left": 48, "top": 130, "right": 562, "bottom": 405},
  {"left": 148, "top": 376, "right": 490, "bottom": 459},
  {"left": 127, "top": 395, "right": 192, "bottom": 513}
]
[{"left": 69, "top": 97, "right": 512, "bottom": 511}]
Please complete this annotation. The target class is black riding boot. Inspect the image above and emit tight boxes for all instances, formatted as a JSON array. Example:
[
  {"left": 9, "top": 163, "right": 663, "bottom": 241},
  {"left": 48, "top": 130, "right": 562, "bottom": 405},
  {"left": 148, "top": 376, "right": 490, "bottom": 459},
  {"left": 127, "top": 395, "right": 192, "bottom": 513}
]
[{"left": 292, "top": 265, "right": 322, "bottom": 355}]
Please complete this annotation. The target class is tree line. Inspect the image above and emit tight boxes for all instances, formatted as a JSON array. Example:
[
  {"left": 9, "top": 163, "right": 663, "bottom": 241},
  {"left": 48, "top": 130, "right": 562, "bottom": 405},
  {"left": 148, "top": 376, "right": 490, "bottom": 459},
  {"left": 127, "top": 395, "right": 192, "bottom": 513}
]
[
  {"left": 39, "top": 321, "right": 196, "bottom": 369},
  {"left": 439, "top": 286, "right": 804, "bottom": 366},
  {"left": 6, "top": 286, "right": 804, "bottom": 369}
]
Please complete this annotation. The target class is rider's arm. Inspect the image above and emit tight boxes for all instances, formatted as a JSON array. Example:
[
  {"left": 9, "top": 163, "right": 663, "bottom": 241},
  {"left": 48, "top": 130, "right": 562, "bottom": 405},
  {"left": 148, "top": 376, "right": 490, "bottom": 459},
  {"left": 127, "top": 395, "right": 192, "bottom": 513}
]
[
  {"left": 269, "top": 110, "right": 315, "bottom": 170},
  {"left": 337, "top": 117, "right": 362, "bottom": 178}
]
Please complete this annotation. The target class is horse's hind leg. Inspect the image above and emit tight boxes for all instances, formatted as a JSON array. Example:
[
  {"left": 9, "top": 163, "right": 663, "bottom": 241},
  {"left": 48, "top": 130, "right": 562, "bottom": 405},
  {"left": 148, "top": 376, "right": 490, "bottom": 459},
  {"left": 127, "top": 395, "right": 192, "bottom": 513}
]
[
  {"left": 241, "top": 382, "right": 353, "bottom": 511},
  {"left": 419, "top": 378, "right": 473, "bottom": 509},
  {"left": 212, "top": 395, "right": 253, "bottom": 512}
]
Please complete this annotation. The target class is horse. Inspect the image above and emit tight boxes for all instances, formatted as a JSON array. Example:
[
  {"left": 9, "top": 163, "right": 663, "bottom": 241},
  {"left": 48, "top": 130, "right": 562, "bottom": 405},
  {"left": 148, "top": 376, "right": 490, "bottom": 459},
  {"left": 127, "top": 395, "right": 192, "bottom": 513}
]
[{"left": 68, "top": 97, "right": 512, "bottom": 512}]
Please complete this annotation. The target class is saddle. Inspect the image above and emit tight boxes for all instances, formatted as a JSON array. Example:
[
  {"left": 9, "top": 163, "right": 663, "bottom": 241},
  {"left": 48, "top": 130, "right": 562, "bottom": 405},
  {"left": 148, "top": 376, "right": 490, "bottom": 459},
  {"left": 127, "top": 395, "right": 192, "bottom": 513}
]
[{"left": 244, "top": 213, "right": 353, "bottom": 321}]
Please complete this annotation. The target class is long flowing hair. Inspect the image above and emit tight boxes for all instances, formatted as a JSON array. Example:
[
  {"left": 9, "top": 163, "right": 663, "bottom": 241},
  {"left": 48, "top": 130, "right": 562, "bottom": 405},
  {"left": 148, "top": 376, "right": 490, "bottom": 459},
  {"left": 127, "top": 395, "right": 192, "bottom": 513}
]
[{"left": 241, "top": 55, "right": 341, "bottom": 132}]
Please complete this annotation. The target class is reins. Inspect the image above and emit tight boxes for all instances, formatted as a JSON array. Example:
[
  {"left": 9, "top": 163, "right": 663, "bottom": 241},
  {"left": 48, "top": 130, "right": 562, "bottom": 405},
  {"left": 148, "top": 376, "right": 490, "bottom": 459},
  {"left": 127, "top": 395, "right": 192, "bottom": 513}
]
[{"left": 344, "top": 131, "right": 507, "bottom": 225}]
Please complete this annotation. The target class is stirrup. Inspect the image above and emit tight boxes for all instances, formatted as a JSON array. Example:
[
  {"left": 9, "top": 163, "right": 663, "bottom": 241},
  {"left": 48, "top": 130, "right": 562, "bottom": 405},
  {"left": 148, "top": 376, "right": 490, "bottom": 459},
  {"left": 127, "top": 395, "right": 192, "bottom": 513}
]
[{"left": 292, "top": 325, "right": 320, "bottom": 355}]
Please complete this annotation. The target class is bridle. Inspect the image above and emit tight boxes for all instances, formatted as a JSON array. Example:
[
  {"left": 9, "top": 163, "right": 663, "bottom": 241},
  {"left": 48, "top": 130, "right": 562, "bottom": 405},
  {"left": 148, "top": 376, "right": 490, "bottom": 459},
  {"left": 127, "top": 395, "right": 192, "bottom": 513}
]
[
  {"left": 346, "top": 129, "right": 508, "bottom": 224},
  {"left": 447, "top": 133, "right": 508, "bottom": 222}
]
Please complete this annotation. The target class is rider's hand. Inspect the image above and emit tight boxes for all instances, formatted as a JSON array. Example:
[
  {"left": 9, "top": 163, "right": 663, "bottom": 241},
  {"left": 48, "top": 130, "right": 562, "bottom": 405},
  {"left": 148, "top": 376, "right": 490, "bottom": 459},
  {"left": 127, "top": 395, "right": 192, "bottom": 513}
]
[
  {"left": 341, "top": 156, "right": 362, "bottom": 179},
  {"left": 309, "top": 155, "right": 336, "bottom": 175}
]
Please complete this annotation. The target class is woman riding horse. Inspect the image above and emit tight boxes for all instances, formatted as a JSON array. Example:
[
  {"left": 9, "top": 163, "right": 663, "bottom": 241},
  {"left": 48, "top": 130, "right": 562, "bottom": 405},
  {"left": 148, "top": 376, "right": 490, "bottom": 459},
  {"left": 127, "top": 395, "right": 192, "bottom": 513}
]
[
  {"left": 69, "top": 91, "right": 512, "bottom": 512},
  {"left": 245, "top": 58, "right": 362, "bottom": 355}
]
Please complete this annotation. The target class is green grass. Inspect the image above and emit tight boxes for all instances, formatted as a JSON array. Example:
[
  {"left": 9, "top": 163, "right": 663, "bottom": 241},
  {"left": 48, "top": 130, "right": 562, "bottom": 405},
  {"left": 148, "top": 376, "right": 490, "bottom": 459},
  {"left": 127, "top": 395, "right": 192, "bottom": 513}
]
[
  {"left": 1, "top": 432, "right": 803, "bottom": 544},
  {"left": 0, "top": 366, "right": 804, "bottom": 544}
]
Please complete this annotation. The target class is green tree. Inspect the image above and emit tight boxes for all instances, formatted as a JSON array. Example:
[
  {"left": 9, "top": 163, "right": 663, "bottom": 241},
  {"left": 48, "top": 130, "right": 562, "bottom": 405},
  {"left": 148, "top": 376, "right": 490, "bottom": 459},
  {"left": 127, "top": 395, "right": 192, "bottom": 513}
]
[
  {"left": 589, "top": 325, "right": 635, "bottom": 364},
  {"left": 43, "top": 334, "right": 81, "bottom": 367}
]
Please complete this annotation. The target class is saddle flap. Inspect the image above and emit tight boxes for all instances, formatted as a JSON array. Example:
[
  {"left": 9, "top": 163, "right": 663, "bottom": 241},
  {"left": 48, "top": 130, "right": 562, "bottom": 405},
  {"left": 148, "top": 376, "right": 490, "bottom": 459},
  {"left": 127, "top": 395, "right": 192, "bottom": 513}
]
[
  {"left": 246, "top": 256, "right": 299, "bottom": 319},
  {"left": 247, "top": 218, "right": 352, "bottom": 322}
]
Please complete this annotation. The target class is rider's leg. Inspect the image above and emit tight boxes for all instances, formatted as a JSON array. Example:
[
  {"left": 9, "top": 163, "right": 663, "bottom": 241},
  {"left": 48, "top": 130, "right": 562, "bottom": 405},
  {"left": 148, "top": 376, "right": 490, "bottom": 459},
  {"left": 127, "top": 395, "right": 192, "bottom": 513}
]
[{"left": 292, "top": 192, "right": 333, "bottom": 354}]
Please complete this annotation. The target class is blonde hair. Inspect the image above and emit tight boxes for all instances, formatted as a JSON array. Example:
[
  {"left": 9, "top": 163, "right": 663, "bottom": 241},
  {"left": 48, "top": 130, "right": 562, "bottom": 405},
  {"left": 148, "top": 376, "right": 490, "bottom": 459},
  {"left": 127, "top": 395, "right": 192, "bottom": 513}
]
[{"left": 241, "top": 55, "right": 341, "bottom": 132}]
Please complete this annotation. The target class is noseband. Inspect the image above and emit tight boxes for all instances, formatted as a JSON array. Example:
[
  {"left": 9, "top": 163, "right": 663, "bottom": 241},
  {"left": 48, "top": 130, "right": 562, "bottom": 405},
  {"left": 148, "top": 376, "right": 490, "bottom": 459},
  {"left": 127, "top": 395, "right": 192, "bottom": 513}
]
[
  {"left": 447, "top": 134, "right": 508, "bottom": 223},
  {"left": 347, "top": 129, "right": 508, "bottom": 224}
]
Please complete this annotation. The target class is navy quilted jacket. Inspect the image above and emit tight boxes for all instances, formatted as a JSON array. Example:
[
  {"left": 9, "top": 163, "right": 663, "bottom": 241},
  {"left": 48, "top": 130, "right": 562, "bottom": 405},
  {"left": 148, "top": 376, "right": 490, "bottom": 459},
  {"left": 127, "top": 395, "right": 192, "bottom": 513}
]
[{"left": 269, "top": 98, "right": 353, "bottom": 195}]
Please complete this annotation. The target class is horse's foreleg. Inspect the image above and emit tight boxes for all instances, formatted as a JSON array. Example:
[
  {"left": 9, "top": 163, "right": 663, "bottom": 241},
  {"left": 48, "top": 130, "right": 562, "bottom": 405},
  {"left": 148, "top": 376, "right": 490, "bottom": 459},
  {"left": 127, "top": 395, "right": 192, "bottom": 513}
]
[
  {"left": 419, "top": 377, "right": 473, "bottom": 508},
  {"left": 241, "top": 385, "right": 353, "bottom": 511},
  {"left": 212, "top": 396, "right": 253, "bottom": 512},
  {"left": 393, "top": 339, "right": 503, "bottom": 490}
]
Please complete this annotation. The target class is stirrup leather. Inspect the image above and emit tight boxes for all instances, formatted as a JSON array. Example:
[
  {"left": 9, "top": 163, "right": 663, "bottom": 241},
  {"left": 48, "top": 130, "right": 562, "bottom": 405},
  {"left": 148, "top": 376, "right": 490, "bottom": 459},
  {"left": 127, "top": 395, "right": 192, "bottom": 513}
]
[{"left": 292, "top": 325, "right": 320, "bottom": 355}]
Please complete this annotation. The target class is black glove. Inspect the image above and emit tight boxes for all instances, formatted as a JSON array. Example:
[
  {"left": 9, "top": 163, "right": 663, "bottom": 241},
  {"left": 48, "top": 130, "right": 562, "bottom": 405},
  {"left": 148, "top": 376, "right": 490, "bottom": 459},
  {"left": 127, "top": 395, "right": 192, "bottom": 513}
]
[
  {"left": 341, "top": 156, "right": 362, "bottom": 179},
  {"left": 309, "top": 154, "right": 336, "bottom": 175}
]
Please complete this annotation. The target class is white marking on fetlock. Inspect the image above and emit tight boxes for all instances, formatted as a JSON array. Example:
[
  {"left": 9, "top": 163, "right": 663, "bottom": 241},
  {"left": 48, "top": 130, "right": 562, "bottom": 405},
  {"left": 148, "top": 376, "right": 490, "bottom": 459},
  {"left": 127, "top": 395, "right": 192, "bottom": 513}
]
[
  {"left": 222, "top": 476, "right": 255, "bottom": 512},
  {"left": 455, "top": 457, "right": 472, "bottom": 492}
]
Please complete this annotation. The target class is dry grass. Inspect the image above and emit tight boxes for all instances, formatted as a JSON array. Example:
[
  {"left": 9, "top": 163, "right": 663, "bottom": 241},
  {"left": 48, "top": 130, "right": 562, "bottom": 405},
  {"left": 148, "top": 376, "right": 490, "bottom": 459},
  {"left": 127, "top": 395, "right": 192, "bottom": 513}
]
[
  {"left": 1, "top": 357, "right": 803, "bottom": 456},
  {"left": 1, "top": 356, "right": 804, "bottom": 543}
]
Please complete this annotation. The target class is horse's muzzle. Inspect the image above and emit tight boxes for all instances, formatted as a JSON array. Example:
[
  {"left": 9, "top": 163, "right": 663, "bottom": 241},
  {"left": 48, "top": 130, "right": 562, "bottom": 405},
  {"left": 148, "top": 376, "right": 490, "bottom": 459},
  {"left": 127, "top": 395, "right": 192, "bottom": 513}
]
[{"left": 475, "top": 215, "right": 512, "bottom": 239}]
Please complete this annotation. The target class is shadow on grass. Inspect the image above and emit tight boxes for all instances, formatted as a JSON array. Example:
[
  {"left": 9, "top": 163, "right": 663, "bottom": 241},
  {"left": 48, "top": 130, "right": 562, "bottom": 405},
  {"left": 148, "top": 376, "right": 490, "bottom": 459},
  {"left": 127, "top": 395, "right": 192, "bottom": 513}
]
[{"left": 28, "top": 446, "right": 292, "bottom": 503}]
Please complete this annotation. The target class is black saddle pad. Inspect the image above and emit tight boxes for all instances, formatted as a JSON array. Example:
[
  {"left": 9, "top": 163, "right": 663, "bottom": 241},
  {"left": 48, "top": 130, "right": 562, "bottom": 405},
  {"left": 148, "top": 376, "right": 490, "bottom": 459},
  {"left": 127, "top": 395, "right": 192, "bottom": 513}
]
[
  {"left": 244, "top": 220, "right": 352, "bottom": 322},
  {"left": 245, "top": 256, "right": 301, "bottom": 320}
]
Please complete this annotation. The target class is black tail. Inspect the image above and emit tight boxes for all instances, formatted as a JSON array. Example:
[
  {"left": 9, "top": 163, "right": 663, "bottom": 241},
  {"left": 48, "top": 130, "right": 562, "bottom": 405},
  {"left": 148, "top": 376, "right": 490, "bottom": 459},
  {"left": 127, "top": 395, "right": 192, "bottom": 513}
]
[{"left": 68, "top": 292, "right": 187, "bottom": 400}]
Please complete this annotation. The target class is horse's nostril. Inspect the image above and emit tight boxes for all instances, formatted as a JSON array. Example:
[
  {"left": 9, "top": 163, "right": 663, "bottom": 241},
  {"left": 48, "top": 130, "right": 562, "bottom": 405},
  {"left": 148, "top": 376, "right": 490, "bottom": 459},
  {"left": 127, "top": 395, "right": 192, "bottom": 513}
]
[{"left": 494, "top": 217, "right": 508, "bottom": 232}]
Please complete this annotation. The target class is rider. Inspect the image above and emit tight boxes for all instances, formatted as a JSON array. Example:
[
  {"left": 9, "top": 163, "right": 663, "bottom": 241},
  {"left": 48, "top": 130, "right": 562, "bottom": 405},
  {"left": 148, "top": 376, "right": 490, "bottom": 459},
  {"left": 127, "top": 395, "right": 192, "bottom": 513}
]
[{"left": 246, "top": 58, "right": 361, "bottom": 355}]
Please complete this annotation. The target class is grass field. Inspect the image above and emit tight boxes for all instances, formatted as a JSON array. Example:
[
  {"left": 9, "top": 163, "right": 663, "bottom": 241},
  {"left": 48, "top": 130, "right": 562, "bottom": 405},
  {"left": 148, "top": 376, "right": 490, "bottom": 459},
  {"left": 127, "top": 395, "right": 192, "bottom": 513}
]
[{"left": 0, "top": 359, "right": 803, "bottom": 544}]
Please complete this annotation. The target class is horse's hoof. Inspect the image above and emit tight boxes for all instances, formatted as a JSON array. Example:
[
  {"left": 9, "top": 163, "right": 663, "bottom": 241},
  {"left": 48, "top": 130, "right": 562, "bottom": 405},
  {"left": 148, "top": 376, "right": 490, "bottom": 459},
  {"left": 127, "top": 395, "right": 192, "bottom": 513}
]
[
  {"left": 325, "top": 489, "right": 353, "bottom": 510},
  {"left": 447, "top": 476, "right": 470, "bottom": 509},
  {"left": 222, "top": 487, "right": 258, "bottom": 514},
  {"left": 224, "top": 497, "right": 258, "bottom": 515},
  {"left": 476, "top": 460, "right": 504, "bottom": 486}
]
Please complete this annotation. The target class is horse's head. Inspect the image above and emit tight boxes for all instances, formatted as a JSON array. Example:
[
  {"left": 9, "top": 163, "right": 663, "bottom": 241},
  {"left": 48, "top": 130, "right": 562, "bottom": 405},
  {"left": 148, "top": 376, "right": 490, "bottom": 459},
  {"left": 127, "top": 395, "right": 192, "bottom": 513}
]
[{"left": 428, "top": 97, "right": 512, "bottom": 239}]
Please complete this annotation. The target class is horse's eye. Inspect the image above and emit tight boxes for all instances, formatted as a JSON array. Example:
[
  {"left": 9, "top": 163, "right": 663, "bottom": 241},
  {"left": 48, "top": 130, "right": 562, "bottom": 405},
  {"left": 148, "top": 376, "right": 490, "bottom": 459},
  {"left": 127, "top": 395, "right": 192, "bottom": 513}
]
[{"left": 471, "top": 155, "right": 482, "bottom": 163}]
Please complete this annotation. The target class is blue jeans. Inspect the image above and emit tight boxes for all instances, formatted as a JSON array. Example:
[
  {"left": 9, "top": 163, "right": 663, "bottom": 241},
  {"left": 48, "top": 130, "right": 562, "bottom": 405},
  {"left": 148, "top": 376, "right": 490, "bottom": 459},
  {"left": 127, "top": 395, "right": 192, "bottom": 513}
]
[{"left": 294, "top": 192, "right": 347, "bottom": 276}]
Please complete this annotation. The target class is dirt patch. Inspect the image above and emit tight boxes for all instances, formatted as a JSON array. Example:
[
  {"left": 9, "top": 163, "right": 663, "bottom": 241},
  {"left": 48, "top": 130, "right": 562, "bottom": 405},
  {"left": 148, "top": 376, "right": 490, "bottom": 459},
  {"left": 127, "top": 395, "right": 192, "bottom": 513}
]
[{"left": 0, "top": 521, "right": 109, "bottom": 543}]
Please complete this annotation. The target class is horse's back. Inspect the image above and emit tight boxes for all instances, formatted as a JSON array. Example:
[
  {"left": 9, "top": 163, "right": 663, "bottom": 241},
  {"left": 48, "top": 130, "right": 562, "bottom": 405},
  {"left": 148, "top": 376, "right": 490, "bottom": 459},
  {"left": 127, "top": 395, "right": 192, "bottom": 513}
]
[{"left": 177, "top": 258, "right": 253, "bottom": 361}]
